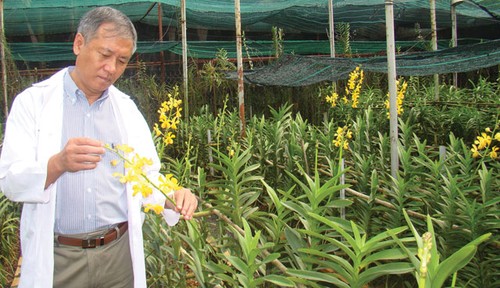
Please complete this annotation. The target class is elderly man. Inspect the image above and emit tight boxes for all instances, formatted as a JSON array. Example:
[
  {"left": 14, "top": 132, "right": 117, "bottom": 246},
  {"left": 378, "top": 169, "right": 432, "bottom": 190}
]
[{"left": 0, "top": 6, "right": 197, "bottom": 288}]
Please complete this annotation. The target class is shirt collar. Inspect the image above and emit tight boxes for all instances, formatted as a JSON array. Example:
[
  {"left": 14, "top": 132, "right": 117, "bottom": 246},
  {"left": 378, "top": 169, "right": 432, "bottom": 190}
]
[{"left": 63, "top": 66, "right": 110, "bottom": 105}]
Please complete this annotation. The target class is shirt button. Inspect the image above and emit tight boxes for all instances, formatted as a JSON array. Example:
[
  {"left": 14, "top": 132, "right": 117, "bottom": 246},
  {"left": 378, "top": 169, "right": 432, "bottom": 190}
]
[
  {"left": 87, "top": 214, "right": 92, "bottom": 219},
  {"left": 87, "top": 188, "right": 92, "bottom": 193},
  {"left": 86, "top": 113, "right": 91, "bottom": 118}
]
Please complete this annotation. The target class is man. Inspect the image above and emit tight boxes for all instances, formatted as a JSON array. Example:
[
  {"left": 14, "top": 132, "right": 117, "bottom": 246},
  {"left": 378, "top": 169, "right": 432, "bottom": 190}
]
[{"left": 0, "top": 6, "right": 198, "bottom": 288}]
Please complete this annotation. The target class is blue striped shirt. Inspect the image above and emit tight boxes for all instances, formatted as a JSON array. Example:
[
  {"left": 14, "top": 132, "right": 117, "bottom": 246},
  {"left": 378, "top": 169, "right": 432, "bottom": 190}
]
[{"left": 54, "top": 68, "right": 128, "bottom": 234}]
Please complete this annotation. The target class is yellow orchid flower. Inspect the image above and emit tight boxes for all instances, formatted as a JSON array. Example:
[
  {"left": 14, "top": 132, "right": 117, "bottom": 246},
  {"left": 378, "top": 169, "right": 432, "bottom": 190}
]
[
  {"left": 490, "top": 146, "right": 499, "bottom": 159},
  {"left": 144, "top": 204, "right": 164, "bottom": 214}
]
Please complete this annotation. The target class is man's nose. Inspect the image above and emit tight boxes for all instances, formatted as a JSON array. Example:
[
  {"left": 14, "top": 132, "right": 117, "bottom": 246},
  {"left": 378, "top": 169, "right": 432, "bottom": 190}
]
[{"left": 104, "top": 59, "right": 117, "bottom": 74}]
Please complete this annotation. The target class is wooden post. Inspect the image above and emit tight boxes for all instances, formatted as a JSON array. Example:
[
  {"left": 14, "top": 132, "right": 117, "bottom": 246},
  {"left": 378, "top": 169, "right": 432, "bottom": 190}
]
[
  {"left": 451, "top": 0, "right": 463, "bottom": 87},
  {"left": 1, "top": 0, "right": 8, "bottom": 119},
  {"left": 181, "top": 0, "right": 189, "bottom": 122},
  {"left": 235, "top": 0, "right": 246, "bottom": 137},
  {"left": 385, "top": 0, "right": 399, "bottom": 179},
  {"left": 328, "top": 0, "right": 335, "bottom": 58}
]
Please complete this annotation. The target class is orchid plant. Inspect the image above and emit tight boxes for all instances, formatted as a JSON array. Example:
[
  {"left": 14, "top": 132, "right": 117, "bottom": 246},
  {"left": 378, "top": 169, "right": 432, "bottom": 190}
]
[{"left": 105, "top": 86, "right": 184, "bottom": 216}]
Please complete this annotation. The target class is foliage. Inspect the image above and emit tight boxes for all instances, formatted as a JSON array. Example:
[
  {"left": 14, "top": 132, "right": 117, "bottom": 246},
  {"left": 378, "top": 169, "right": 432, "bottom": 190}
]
[
  {"left": 390, "top": 210, "right": 491, "bottom": 288},
  {"left": 143, "top": 213, "right": 197, "bottom": 287},
  {"left": 290, "top": 215, "right": 413, "bottom": 288},
  {"left": 336, "top": 22, "right": 352, "bottom": 56},
  {"left": 1, "top": 67, "right": 499, "bottom": 287},
  {"left": 139, "top": 102, "right": 498, "bottom": 287},
  {"left": 116, "top": 61, "right": 175, "bottom": 126},
  {"left": 197, "top": 49, "right": 237, "bottom": 114},
  {"left": 209, "top": 218, "right": 294, "bottom": 287},
  {"left": 272, "top": 26, "right": 284, "bottom": 59},
  {"left": 207, "top": 145, "right": 263, "bottom": 227},
  {"left": 128, "top": 70, "right": 498, "bottom": 287},
  {"left": 0, "top": 193, "right": 20, "bottom": 287}
]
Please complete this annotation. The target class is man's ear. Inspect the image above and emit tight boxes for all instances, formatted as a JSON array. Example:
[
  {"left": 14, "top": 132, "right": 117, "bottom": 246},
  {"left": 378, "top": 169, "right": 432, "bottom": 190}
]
[{"left": 73, "top": 33, "right": 85, "bottom": 56}]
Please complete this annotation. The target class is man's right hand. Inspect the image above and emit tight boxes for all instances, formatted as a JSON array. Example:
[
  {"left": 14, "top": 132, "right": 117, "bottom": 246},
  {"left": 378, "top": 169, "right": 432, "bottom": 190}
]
[{"left": 45, "top": 137, "right": 105, "bottom": 188}]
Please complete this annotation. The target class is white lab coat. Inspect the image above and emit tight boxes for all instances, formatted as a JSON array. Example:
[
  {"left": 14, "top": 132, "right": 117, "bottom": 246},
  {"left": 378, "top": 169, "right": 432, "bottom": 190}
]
[{"left": 0, "top": 68, "right": 178, "bottom": 288}]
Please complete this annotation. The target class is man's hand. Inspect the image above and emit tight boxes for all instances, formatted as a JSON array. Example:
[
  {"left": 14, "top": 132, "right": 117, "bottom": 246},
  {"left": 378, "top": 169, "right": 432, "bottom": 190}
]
[
  {"left": 45, "top": 137, "right": 104, "bottom": 188},
  {"left": 57, "top": 137, "right": 105, "bottom": 172},
  {"left": 166, "top": 188, "right": 198, "bottom": 220}
]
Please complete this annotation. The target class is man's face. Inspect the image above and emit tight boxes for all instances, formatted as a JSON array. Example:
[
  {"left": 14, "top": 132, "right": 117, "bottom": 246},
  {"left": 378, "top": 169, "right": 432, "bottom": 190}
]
[{"left": 71, "top": 22, "right": 134, "bottom": 101}]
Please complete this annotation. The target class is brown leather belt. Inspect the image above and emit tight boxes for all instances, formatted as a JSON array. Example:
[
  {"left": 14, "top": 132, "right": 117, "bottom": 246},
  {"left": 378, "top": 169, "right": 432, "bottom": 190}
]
[{"left": 57, "top": 222, "right": 128, "bottom": 249}]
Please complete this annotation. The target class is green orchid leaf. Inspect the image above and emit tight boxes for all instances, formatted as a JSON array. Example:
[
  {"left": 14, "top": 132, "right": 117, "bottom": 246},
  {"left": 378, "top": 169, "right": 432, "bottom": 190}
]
[
  {"left": 262, "top": 275, "right": 295, "bottom": 287},
  {"left": 358, "top": 262, "right": 415, "bottom": 286},
  {"left": 286, "top": 269, "right": 350, "bottom": 288}
]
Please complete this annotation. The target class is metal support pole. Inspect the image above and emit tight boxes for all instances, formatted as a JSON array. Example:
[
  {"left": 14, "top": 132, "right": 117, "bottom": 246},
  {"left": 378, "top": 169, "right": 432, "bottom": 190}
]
[{"left": 385, "top": 0, "right": 399, "bottom": 179}]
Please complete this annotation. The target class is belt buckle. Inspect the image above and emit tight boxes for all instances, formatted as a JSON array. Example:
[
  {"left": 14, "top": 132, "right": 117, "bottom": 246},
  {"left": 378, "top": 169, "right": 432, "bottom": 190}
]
[{"left": 82, "top": 237, "right": 105, "bottom": 249}]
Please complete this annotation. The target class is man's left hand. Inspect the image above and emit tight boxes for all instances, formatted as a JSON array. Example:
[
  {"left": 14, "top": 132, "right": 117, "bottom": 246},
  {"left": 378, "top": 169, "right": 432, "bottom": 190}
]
[{"left": 166, "top": 188, "right": 198, "bottom": 220}]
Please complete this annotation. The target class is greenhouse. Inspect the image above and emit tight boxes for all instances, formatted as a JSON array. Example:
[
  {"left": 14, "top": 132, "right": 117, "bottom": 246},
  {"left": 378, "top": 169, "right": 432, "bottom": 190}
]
[{"left": 1, "top": 1, "right": 499, "bottom": 288}]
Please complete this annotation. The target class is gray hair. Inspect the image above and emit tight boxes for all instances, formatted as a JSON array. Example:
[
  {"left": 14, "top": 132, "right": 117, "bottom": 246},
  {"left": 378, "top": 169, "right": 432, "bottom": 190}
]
[{"left": 77, "top": 6, "right": 137, "bottom": 53}]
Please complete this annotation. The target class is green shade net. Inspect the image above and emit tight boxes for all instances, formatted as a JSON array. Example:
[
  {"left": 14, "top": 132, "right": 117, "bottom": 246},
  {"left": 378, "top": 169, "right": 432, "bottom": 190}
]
[
  {"left": 4, "top": 0, "right": 499, "bottom": 36},
  {"left": 3, "top": 1, "right": 499, "bottom": 88},
  {"left": 227, "top": 39, "right": 500, "bottom": 86},
  {"left": 9, "top": 39, "right": 458, "bottom": 62},
  {"left": 358, "top": 39, "right": 500, "bottom": 76}
]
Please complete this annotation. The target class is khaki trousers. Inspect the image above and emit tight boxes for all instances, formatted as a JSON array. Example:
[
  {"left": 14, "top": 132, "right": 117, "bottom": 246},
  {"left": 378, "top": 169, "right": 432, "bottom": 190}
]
[{"left": 54, "top": 229, "right": 134, "bottom": 288}]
